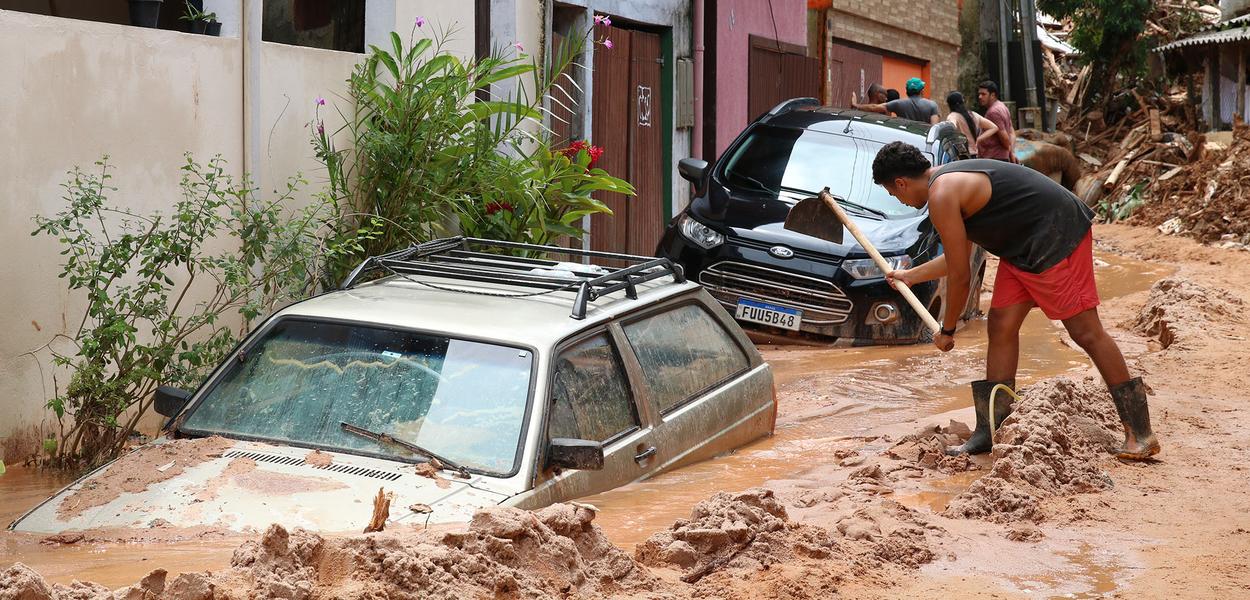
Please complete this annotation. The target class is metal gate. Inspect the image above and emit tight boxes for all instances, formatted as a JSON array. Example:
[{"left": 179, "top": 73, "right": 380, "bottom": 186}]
[
  {"left": 590, "top": 26, "right": 665, "bottom": 258},
  {"left": 747, "top": 35, "right": 820, "bottom": 119},
  {"left": 827, "top": 42, "right": 883, "bottom": 108}
]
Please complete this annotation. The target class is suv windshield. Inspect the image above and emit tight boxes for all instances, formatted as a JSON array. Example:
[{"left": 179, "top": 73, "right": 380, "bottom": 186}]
[
  {"left": 180, "top": 319, "right": 532, "bottom": 475},
  {"left": 719, "top": 124, "right": 924, "bottom": 218}
]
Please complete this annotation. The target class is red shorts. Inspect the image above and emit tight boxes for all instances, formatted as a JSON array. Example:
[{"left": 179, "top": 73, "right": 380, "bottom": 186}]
[{"left": 991, "top": 230, "right": 1100, "bottom": 321}]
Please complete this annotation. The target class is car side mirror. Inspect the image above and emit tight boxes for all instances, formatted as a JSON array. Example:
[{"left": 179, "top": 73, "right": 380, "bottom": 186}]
[
  {"left": 546, "top": 438, "right": 604, "bottom": 471},
  {"left": 678, "top": 158, "right": 710, "bottom": 190},
  {"left": 154, "top": 386, "right": 191, "bottom": 418}
]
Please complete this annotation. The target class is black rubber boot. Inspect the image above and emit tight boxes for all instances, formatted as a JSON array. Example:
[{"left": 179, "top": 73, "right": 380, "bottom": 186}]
[
  {"left": 1108, "top": 377, "right": 1161, "bottom": 460},
  {"left": 946, "top": 380, "right": 1015, "bottom": 456}
]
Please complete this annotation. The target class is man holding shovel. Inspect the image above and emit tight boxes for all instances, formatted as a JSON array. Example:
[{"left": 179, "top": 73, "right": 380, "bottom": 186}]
[{"left": 870, "top": 141, "right": 1160, "bottom": 460}]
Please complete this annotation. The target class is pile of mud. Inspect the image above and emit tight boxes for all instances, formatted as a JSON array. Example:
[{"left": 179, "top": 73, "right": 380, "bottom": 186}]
[
  {"left": 1132, "top": 277, "right": 1244, "bottom": 349},
  {"left": 636, "top": 485, "right": 936, "bottom": 596},
  {"left": 2, "top": 504, "right": 665, "bottom": 600},
  {"left": 885, "top": 421, "right": 979, "bottom": 474},
  {"left": 943, "top": 377, "right": 1121, "bottom": 524}
]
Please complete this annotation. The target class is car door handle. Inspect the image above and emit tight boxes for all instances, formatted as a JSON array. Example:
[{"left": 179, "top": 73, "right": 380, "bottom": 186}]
[{"left": 634, "top": 446, "right": 657, "bottom": 463}]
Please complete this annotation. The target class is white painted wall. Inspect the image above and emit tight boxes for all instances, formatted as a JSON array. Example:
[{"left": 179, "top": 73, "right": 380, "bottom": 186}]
[{"left": 0, "top": 9, "right": 360, "bottom": 459}]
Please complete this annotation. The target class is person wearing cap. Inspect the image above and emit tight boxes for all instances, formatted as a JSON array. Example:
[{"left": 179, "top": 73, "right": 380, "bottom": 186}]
[{"left": 853, "top": 77, "right": 940, "bottom": 124}]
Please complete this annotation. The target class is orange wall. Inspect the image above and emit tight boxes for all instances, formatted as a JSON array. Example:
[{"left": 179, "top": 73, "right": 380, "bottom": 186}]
[{"left": 881, "top": 55, "right": 930, "bottom": 98}]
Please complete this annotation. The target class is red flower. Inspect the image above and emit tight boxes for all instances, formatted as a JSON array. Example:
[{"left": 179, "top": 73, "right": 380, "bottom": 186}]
[
  {"left": 586, "top": 145, "right": 604, "bottom": 169},
  {"left": 485, "top": 201, "right": 514, "bottom": 215},
  {"left": 560, "top": 140, "right": 604, "bottom": 170}
]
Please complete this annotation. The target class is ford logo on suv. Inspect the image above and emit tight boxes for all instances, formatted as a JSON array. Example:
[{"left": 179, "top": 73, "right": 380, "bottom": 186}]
[{"left": 769, "top": 245, "right": 794, "bottom": 259}]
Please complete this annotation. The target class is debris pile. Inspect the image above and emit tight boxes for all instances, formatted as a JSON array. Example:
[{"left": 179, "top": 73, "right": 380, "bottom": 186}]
[
  {"left": 943, "top": 377, "right": 1121, "bottom": 524},
  {"left": 1127, "top": 122, "right": 1250, "bottom": 246},
  {"left": 1038, "top": 2, "right": 1226, "bottom": 224}
]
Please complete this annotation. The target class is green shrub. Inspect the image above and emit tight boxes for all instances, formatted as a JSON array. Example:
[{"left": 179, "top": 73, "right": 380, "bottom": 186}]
[
  {"left": 31, "top": 155, "right": 330, "bottom": 468},
  {"left": 313, "top": 21, "right": 631, "bottom": 276}
]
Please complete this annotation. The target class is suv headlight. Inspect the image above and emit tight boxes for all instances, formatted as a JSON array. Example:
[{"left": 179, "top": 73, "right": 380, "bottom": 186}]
[
  {"left": 678, "top": 215, "right": 725, "bottom": 250},
  {"left": 841, "top": 255, "right": 913, "bottom": 279}
]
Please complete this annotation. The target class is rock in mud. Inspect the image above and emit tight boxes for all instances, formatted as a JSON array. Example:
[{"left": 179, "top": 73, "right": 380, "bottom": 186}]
[
  {"left": 0, "top": 563, "right": 55, "bottom": 600},
  {"left": 943, "top": 377, "right": 1120, "bottom": 524},
  {"left": 1133, "top": 277, "right": 1243, "bottom": 349}
]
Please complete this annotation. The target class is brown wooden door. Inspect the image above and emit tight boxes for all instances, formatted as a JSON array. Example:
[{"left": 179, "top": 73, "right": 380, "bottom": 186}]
[
  {"left": 590, "top": 26, "right": 666, "bottom": 257},
  {"left": 627, "top": 30, "right": 663, "bottom": 256},
  {"left": 748, "top": 40, "right": 820, "bottom": 119},
  {"left": 590, "top": 27, "right": 633, "bottom": 256}
]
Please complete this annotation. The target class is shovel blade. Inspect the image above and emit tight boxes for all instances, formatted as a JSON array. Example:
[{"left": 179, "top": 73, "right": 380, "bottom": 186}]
[{"left": 783, "top": 196, "right": 844, "bottom": 244}]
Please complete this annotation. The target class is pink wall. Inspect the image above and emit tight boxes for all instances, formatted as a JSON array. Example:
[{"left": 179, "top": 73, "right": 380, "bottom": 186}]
[{"left": 713, "top": 0, "right": 808, "bottom": 157}]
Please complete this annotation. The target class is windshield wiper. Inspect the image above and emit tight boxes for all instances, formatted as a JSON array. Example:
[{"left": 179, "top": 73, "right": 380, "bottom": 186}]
[
  {"left": 729, "top": 172, "right": 778, "bottom": 195},
  {"left": 780, "top": 186, "right": 888, "bottom": 219},
  {"left": 340, "top": 421, "right": 471, "bottom": 479}
]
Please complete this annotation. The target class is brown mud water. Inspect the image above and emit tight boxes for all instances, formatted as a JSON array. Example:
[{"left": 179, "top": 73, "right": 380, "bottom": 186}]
[{"left": 0, "top": 249, "right": 1172, "bottom": 593}]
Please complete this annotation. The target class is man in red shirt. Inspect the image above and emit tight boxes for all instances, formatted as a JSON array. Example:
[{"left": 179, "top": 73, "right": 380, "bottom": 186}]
[{"left": 976, "top": 81, "right": 1018, "bottom": 163}]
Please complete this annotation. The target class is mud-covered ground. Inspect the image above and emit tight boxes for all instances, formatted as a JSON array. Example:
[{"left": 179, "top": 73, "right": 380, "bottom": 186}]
[{"left": 3, "top": 224, "right": 1249, "bottom": 599}]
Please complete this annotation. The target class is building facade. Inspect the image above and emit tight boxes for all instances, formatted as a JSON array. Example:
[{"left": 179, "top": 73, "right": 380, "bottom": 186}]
[{"left": 808, "top": 0, "right": 960, "bottom": 113}]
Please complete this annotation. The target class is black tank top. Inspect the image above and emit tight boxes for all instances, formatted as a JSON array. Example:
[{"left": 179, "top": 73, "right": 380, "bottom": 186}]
[{"left": 930, "top": 159, "right": 1093, "bottom": 273}]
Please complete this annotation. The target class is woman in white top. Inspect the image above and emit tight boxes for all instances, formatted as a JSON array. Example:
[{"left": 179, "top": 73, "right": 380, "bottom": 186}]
[{"left": 945, "top": 91, "right": 999, "bottom": 157}]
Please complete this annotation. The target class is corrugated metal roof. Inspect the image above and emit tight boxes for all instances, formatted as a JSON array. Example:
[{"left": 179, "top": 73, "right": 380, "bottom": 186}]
[{"left": 1156, "top": 17, "right": 1250, "bottom": 52}]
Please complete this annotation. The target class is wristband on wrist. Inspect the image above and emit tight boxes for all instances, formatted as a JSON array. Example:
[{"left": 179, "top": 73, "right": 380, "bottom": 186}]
[{"left": 940, "top": 326, "right": 957, "bottom": 336}]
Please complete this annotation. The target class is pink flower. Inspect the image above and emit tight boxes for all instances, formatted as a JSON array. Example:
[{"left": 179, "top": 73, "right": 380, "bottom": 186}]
[
  {"left": 594, "top": 14, "right": 611, "bottom": 27},
  {"left": 316, "top": 97, "right": 326, "bottom": 106},
  {"left": 415, "top": 16, "right": 426, "bottom": 28},
  {"left": 603, "top": 38, "right": 613, "bottom": 49},
  {"left": 512, "top": 41, "right": 524, "bottom": 52},
  {"left": 316, "top": 122, "right": 325, "bottom": 136}
]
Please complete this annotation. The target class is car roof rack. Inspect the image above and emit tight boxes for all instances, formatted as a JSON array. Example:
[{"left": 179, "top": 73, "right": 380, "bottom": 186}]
[{"left": 340, "top": 237, "right": 687, "bottom": 320}]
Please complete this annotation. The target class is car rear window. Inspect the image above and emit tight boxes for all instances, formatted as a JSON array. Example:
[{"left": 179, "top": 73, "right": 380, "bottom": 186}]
[
  {"left": 548, "top": 333, "right": 639, "bottom": 443},
  {"left": 623, "top": 304, "right": 750, "bottom": 413}
]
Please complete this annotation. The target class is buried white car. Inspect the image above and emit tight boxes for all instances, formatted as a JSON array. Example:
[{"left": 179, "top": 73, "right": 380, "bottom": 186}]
[{"left": 11, "top": 238, "right": 776, "bottom": 535}]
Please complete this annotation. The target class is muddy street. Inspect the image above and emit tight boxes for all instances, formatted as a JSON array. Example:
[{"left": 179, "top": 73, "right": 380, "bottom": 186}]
[{"left": 9, "top": 225, "right": 1246, "bottom": 599}]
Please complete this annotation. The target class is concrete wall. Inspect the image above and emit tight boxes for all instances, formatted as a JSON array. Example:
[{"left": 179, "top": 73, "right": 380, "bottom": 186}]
[
  {"left": 824, "top": 0, "right": 961, "bottom": 115},
  {"left": 713, "top": 0, "right": 809, "bottom": 155},
  {"left": 0, "top": 7, "right": 371, "bottom": 460}
]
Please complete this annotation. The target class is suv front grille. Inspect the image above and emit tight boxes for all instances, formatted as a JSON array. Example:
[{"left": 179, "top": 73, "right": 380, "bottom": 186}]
[{"left": 698, "top": 262, "right": 854, "bottom": 325}]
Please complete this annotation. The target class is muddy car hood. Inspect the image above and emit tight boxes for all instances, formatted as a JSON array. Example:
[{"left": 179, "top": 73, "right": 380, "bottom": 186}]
[{"left": 9, "top": 437, "right": 510, "bottom": 535}]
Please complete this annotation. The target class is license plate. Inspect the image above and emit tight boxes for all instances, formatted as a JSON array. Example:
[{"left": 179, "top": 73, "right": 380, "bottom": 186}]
[{"left": 735, "top": 299, "right": 802, "bottom": 331}]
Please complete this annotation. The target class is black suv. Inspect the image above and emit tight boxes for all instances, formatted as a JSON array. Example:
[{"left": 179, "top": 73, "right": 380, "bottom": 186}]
[{"left": 657, "top": 99, "right": 985, "bottom": 345}]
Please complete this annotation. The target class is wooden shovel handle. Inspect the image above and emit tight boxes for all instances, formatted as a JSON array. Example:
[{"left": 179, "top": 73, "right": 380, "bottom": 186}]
[{"left": 818, "top": 189, "right": 942, "bottom": 334}]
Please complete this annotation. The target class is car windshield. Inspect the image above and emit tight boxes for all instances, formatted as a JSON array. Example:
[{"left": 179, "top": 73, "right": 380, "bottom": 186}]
[
  {"left": 719, "top": 125, "right": 924, "bottom": 218},
  {"left": 180, "top": 319, "right": 533, "bottom": 475}
]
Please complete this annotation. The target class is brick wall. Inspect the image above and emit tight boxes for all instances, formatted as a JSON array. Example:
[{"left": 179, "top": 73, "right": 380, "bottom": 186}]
[{"left": 823, "top": 1, "right": 961, "bottom": 115}]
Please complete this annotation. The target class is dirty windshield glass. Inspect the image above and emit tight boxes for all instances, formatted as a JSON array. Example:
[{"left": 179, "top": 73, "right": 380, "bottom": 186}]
[
  {"left": 180, "top": 319, "right": 532, "bottom": 475},
  {"left": 719, "top": 125, "right": 922, "bottom": 218}
]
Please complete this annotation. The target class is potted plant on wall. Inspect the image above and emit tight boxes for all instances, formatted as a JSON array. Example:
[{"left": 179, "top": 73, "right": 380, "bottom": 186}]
[
  {"left": 181, "top": 1, "right": 222, "bottom": 35},
  {"left": 129, "top": 0, "right": 163, "bottom": 28}
]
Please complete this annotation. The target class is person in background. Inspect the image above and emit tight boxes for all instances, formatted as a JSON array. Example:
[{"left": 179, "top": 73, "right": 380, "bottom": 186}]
[
  {"left": 886, "top": 89, "right": 900, "bottom": 102},
  {"left": 853, "top": 77, "right": 940, "bottom": 124},
  {"left": 945, "top": 91, "right": 999, "bottom": 157},
  {"left": 866, "top": 83, "right": 889, "bottom": 105},
  {"left": 976, "top": 80, "right": 1017, "bottom": 163}
]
